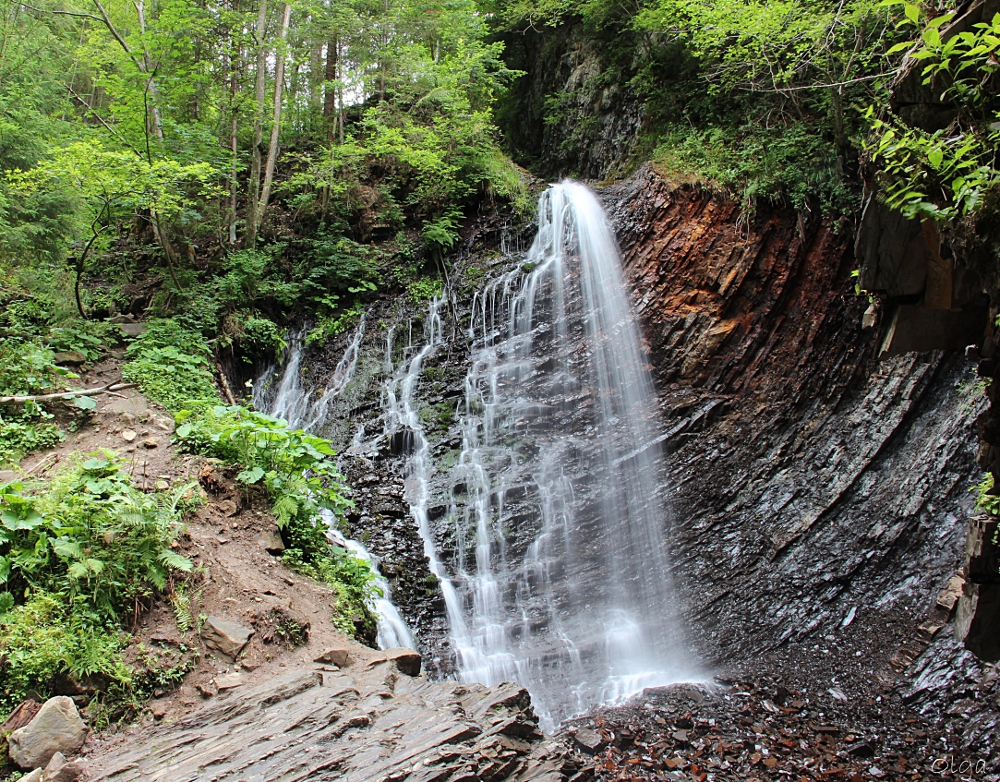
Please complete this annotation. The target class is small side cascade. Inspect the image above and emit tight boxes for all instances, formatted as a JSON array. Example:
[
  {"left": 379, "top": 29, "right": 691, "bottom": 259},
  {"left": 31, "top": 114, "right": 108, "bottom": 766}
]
[
  {"left": 255, "top": 315, "right": 416, "bottom": 651},
  {"left": 254, "top": 314, "right": 366, "bottom": 432},
  {"left": 378, "top": 298, "right": 474, "bottom": 649},
  {"left": 323, "top": 510, "right": 415, "bottom": 650}
]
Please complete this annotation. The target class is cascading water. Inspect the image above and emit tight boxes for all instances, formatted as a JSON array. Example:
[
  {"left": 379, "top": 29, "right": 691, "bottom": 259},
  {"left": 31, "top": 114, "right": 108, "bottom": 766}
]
[
  {"left": 254, "top": 314, "right": 366, "bottom": 431},
  {"left": 256, "top": 181, "right": 694, "bottom": 728},
  {"left": 255, "top": 315, "right": 416, "bottom": 651},
  {"left": 435, "top": 181, "right": 695, "bottom": 727}
]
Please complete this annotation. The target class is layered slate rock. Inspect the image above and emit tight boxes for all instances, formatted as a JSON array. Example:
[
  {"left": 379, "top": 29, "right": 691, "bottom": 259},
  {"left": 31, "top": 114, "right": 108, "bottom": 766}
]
[
  {"left": 87, "top": 662, "right": 574, "bottom": 782},
  {"left": 606, "top": 166, "right": 993, "bottom": 754}
]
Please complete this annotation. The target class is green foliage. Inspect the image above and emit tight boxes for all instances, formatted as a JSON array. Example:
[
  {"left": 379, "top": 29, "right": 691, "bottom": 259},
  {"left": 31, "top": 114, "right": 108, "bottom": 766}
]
[
  {"left": 306, "top": 304, "right": 366, "bottom": 348},
  {"left": 0, "top": 592, "right": 132, "bottom": 714},
  {"left": 0, "top": 456, "right": 193, "bottom": 711},
  {"left": 653, "top": 121, "right": 856, "bottom": 215},
  {"left": 971, "top": 472, "right": 1000, "bottom": 517},
  {"left": 0, "top": 338, "right": 73, "bottom": 466},
  {"left": 122, "top": 320, "right": 218, "bottom": 411},
  {"left": 0, "top": 456, "right": 193, "bottom": 622},
  {"left": 407, "top": 277, "right": 445, "bottom": 305},
  {"left": 46, "top": 321, "right": 119, "bottom": 363},
  {"left": 173, "top": 405, "right": 376, "bottom": 637},
  {"left": 867, "top": 9, "right": 1000, "bottom": 223}
]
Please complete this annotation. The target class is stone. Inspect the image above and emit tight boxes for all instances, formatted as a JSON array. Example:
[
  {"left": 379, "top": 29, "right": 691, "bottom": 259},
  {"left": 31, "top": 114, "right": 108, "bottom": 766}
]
[
  {"left": 572, "top": 727, "right": 606, "bottom": 754},
  {"left": 121, "top": 429, "right": 137, "bottom": 443},
  {"left": 260, "top": 529, "right": 285, "bottom": 554},
  {"left": 141, "top": 438, "right": 158, "bottom": 449},
  {"left": 367, "top": 647, "right": 421, "bottom": 677},
  {"left": 83, "top": 671, "right": 550, "bottom": 781},
  {"left": 154, "top": 480, "right": 170, "bottom": 491},
  {"left": 214, "top": 673, "right": 243, "bottom": 691},
  {"left": 7, "top": 696, "right": 88, "bottom": 770},
  {"left": 119, "top": 323, "right": 146, "bottom": 338},
  {"left": 196, "top": 681, "right": 218, "bottom": 698},
  {"left": 52, "top": 351, "right": 87, "bottom": 367},
  {"left": 312, "top": 648, "right": 353, "bottom": 667},
  {"left": 217, "top": 499, "right": 239, "bottom": 517},
  {"left": 19, "top": 770, "right": 42, "bottom": 782},
  {"left": 201, "top": 616, "right": 254, "bottom": 660},
  {"left": 43, "top": 751, "right": 84, "bottom": 782}
]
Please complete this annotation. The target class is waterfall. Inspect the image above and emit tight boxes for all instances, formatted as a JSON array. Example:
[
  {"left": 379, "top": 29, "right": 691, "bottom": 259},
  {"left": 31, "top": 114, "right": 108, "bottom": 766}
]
[
  {"left": 255, "top": 316, "right": 417, "bottom": 652},
  {"left": 254, "top": 314, "right": 366, "bottom": 432},
  {"left": 439, "top": 181, "right": 695, "bottom": 727}
]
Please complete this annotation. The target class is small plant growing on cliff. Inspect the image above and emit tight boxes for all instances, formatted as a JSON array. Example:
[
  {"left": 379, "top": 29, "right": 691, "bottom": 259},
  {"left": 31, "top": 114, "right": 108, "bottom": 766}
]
[{"left": 970, "top": 473, "right": 1000, "bottom": 517}]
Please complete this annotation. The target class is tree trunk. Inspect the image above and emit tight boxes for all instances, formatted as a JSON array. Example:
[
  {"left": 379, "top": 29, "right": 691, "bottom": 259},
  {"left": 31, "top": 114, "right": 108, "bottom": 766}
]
[
  {"left": 259, "top": 2, "right": 290, "bottom": 219},
  {"left": 229, "top": 44, "right": 240, "bottom": 245},
  {"left": 309, "top": 31, "right": 323, "bottom": 123},
  {"left": 324, "top": 35, "right": 337, "bottom": 140},
  {"left": 244, "top": 0, "right": 268, "bottom": 249}
]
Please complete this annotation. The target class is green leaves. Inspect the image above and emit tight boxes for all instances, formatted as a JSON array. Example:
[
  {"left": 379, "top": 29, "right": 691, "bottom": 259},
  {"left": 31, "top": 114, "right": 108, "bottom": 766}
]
[
  {"left": 237, "top": 466, "right": 266, "bottom": 485},
  {"left": 0, "top": 455, "right": 194, "bottom": 624}
]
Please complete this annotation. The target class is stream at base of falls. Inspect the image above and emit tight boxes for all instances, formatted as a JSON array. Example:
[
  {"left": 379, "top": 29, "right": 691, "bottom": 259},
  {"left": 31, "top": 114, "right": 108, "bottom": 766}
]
[{"left": 255, "top": 180, "right": 697, "bottom": 730}]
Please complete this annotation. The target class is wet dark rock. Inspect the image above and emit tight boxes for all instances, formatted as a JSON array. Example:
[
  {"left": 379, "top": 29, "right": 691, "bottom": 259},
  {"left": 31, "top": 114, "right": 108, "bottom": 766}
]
[{"left": 87, "top": 667, "right": 557, "bottom": 781}]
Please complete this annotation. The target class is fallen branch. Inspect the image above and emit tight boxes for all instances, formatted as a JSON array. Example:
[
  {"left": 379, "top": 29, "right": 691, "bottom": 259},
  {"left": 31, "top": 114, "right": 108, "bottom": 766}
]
[
  {"left": 0, "top": 382, "right": 138, "bottom": 404},
  {"left": 216, "top": 364, "right": 237, "bottom": 406}
]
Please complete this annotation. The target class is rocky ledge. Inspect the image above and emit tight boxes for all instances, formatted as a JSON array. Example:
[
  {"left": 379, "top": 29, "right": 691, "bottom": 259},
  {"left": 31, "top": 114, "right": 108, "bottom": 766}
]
[{"left": 85, "top": 652, "right": 579, "bottom": 782}]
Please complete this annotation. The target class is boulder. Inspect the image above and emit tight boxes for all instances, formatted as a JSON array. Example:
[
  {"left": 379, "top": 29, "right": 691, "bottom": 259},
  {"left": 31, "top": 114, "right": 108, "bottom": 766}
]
[
  {"left": 7, "top": 696, "right": 88, "bottom": 770},
  {"left": 19, "top": 770, "right": 43, "bottom": 782},
  {"left": 312, "top": 648, "right": 353, "bottom": 667},
  {"left": 201, "top": 616, "right": 254, "bottom": 659},
  {"left": 367, "top": 647, "right": 421, "bottom": 677}
]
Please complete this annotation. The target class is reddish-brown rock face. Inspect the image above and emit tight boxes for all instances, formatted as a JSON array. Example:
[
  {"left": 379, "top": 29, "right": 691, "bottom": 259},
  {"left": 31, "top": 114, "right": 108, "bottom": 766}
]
[
  {"left": 606, "top": 167, "right": 996, "bottom": 752},
  {"left": 610, "top": 167, "right": 866, "bottom": 406}
]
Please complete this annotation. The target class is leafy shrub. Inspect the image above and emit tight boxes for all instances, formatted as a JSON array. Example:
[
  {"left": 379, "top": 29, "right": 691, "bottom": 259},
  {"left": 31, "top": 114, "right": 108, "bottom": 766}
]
[
  {"left": 0, "top": 592, "right": 132, "bottom": 714},
  {"left": 0, "top": 338, "right": 74, "bottom": 466},
  {"left": 122, "top": 320, "right": 218, "bottom": 411},
  {"left": 46, "top": 320, "right": 119, "bottom": 363},
  {"left": 0, "top": 455, "right": 193, "bottom": 712},
  {"left": 173, "top": 406, "right": 377, "bottom": 637},
  {"left": 0, "top": 456, "right": 193, "bottom": 621}
]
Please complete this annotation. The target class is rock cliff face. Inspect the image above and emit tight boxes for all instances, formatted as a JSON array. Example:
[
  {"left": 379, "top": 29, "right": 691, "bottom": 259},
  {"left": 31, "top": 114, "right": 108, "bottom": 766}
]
[{"left": 608, "top": 166, "right": 996, "bottom": 753}]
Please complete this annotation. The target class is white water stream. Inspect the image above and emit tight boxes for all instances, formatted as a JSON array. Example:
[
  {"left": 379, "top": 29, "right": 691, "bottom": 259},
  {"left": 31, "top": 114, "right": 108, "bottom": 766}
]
[
  {"left": 256, "top": 316, "right": 416, "bottom": 651},
  {"left": 257, "top": 181, "right": 694, "bottom": 727}
]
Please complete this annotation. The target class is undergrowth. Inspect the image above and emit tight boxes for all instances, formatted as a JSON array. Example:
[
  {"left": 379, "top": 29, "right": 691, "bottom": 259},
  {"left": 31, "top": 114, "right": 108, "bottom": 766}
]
[
  {"left": 121, "top": 320, "right": 219, "bottom": 411},
  {"left": 173, "top": 405, "right": 378, "bottom": 639},
  {"left": 0, "top": 454, "right": 194, "bottom": 716}
]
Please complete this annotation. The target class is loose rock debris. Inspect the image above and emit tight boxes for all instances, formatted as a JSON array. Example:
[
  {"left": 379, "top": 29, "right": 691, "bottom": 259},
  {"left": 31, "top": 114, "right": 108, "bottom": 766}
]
[{"left": 559, "top": 679, "right": 997, "bottom": 782}]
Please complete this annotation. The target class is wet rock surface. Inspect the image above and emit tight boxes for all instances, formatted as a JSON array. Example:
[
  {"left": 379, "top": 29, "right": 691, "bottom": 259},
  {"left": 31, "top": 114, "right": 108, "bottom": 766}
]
[
  {"left": 86, "top": 661, "right": 575, "bottom": 782},
  {"left": 253, "top": 167, "right": 997, "bottom": 763},
  {"left": 606, "top": 166, "right": 996, "bottom": 757}
]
